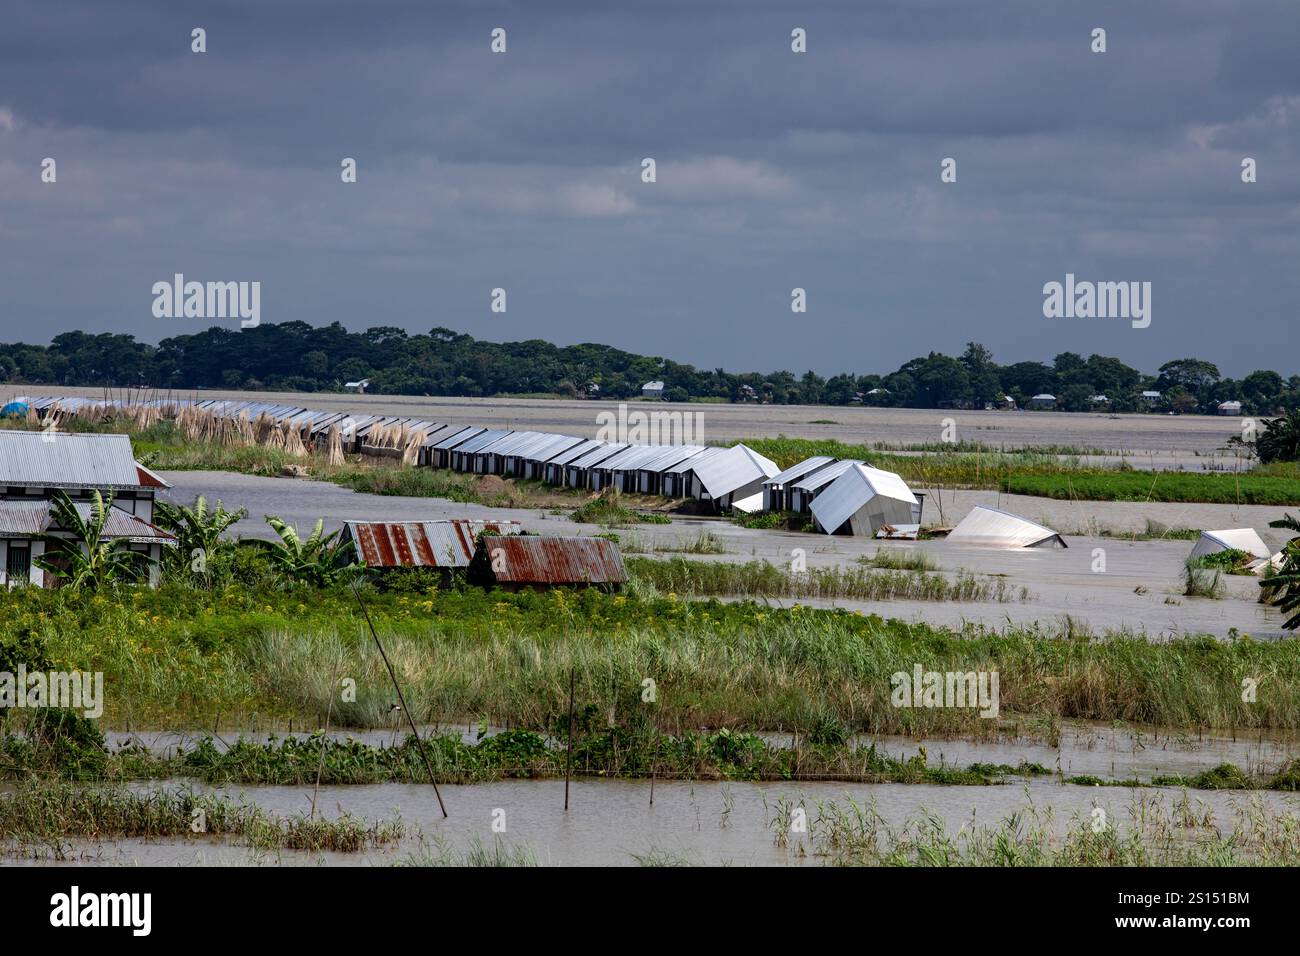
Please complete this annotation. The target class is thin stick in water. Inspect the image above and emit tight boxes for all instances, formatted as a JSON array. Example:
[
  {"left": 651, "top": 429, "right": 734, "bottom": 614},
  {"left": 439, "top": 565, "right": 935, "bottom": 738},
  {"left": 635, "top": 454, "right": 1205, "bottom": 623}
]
[
  {"left": 349, "top": 579, "right": 447, "bottom": 818},
  {"left": 564, "top": 667, "right": 576, "bottom": 812}
]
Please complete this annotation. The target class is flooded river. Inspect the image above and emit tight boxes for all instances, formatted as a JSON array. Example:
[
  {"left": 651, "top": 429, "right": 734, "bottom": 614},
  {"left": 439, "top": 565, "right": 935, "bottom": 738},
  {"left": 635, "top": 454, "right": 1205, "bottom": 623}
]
[{"left": 16, "top": 775, "right": 1299, "bottom": 867}]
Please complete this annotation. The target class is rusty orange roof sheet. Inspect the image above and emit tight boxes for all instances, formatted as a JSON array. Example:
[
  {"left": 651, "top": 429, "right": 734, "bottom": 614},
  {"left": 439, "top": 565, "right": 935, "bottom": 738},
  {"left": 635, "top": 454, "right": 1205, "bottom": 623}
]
[
  {"left": 479, "top": 535, "right": 628, "bottom": 584},
  {"left": 343, "top": 519, "right": 521, "bottom": 568}
]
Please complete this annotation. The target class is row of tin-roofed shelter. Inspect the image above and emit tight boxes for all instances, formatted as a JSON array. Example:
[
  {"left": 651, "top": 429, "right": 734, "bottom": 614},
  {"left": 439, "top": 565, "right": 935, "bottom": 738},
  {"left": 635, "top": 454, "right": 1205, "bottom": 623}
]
[{"left": 17, "top": 394, "right": 931, "bottom": 536}]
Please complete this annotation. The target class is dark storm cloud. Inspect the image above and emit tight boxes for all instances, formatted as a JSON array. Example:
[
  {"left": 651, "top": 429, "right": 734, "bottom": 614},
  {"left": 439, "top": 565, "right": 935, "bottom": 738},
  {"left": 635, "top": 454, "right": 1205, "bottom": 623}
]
[{"left": 1, "top": 0, "right": 1297, "bottom": 377}]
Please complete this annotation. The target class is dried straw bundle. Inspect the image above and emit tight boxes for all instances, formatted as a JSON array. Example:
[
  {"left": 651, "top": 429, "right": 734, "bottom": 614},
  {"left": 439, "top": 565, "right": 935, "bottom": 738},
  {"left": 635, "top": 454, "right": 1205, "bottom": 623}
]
[{"left": 325, "top": 424, "right": 344, "bottom": 466}]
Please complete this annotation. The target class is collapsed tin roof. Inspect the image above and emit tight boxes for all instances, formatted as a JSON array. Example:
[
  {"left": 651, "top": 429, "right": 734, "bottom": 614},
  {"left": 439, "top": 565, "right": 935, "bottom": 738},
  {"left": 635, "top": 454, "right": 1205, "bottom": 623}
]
[{"left": 341, "top": 518, "right": 522, "bottom": 568}]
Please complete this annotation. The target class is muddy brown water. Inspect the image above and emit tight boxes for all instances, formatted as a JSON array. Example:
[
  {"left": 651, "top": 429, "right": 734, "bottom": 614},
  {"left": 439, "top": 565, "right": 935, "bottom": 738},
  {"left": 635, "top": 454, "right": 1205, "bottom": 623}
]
[{"left": 12, "top": 777, "right": 1299, "bottom": 867}]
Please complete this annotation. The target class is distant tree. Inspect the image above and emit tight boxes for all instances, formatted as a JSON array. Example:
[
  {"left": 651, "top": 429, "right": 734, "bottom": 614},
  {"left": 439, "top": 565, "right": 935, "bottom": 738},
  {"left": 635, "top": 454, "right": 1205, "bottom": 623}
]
[
  {"left": 896, "top": 353, "right": 969, "bottom": 407},
  {"left": 960, "top": 342, "right": 996, "bottom": 376},
  {"left": 1053, "top": 352, "right": 1085, "bottom": 375},
  {"left": 1157, "top": 358, "right": 1221, "bottom": 406},
  {"left": 1242, "top": 370, "right": 1285, "bottom": 413},
  {"left": 822, "top": 373, "right": 858, "bottom": 405},
  {"left": 1058, "top": 383, "right": 1095, "bottom": 412},
  {"left": 1167, "top": 388, "right": 1199, "bottom": 415},
  {"left": 1001, "top": 361, "right": 1058, "bottom": 398}
]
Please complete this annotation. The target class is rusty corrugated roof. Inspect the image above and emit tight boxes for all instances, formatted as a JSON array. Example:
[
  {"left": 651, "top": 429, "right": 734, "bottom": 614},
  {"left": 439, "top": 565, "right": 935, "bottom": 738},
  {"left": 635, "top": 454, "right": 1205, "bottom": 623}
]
[
  {"left": 343, "top": 519, "right": 522, "bottom": 568},
  {"left": 479, "top": 535, "right": 628, "bottom": 584}
]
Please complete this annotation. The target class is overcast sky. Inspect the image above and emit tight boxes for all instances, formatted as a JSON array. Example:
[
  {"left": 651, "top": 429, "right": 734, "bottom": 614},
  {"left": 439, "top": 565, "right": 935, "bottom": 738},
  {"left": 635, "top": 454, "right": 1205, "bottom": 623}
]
[{"left": 2, "top": 0, "right": 1297, "bottom": 378}]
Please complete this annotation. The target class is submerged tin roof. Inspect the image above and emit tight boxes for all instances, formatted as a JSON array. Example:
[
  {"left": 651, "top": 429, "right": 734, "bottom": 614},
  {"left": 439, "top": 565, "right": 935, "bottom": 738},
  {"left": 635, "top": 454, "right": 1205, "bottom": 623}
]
[
  {"left": 342, "top": 519, "right": 522, "bottom": 568},
  {"left": 478, "top": 535, "right": 628, "bottom": 584},
  {"left": 946, "top": 506, "right": 1066, "bottom": 549}
]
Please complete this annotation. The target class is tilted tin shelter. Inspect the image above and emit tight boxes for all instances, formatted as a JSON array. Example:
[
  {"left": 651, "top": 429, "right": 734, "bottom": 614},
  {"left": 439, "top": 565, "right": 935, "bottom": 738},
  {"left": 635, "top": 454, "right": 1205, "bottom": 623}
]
[
  {"left": 809, "top": 463, "right": 920, "bottom": 536},
  {"left": 945, "top": 506, "right": 1067, "bottom": 549}
]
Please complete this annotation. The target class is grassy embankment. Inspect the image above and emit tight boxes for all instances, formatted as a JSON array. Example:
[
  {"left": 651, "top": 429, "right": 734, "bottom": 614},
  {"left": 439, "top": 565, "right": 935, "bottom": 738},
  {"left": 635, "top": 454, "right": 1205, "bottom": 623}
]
[
  {"left": 5, "top": 581, "right": 1297, "bottom": 736},
  {"left": 0, "top": 779, "right": 402, "bottom": 857}
]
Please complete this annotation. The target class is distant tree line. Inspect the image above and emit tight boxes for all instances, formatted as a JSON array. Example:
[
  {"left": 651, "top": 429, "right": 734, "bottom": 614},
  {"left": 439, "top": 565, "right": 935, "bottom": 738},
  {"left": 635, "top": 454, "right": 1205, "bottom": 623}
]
[{"left": 1, "top": 324, "right": 1297, "bottom": 415}]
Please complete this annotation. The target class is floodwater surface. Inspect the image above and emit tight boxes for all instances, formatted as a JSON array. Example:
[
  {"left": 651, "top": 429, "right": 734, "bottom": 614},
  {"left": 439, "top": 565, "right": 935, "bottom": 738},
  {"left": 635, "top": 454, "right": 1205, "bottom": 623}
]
[{"left": 15, "top": 776, "right": 1299, "bottom": 867}]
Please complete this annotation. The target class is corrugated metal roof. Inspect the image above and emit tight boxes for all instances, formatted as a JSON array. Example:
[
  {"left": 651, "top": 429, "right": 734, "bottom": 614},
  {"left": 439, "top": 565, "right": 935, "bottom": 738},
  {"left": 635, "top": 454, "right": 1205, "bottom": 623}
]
[
  {"left": 69, "top": 503, "right": 176, "bottom": 544},
  {"left": 635, "top": 444, "right": 706, "bottom": 473},
  {"left": 454, "top": 429, "right": 513, "bottom": 454},
  {"left": 433, "top": 426, "right": 486, "bottom": 450},
  {"left": 596, "top": 444, "right": 674, "bottom": 471},
  {"left": 1189, "top": 528, "right": 1270, "bottom": 560},
  {"left": 521, "top": 433, "right": 585, "bottom": 463},
  {"left": 343, "top": 519, "right": 522, "bottom": 568},
  {"left": 418, "top": 423, "right": 461, "bottom": 446},
  {"left": 809, "top": 464, "right": 917, "bottom": 535},
  {"left": 547, "top": 439, "right": 606, "bottom": 467},
  {"left": 689, "top": 444, "right": 779, "bottom": 499},
  {"left": 0, "top": 432, "right": 157, "bottom": 490},
  {"left": 791, "top": 458, "right": 862, "bottom": 492},
  {"left": 946, "top": 506, "right": 1066, "bottom": 549},
  {"left": 662, "top": 446, "right": 723, "bottom": 475},
  {"left": 0, "top": 500, "right": 54, "bottom": 535},
  {"left": 479, "top": 535, "right": 628, "bottom": 584},
  {"left": 481, "top": 431, "right": 543, "bottom": 457},
  {"left": 569, "top": 442, "right": 628, "bottom": 469},
  {"left": 511, "top": 432, "right": 568, "bottom": 460},
  {"left": 765, "top": 456, "right": 836, "bottom": 487}
]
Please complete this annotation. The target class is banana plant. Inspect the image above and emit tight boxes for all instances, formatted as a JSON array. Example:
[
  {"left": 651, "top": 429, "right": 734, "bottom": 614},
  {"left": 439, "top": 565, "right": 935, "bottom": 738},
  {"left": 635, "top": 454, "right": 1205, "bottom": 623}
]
[
  {"left": 1257, "top": 409, "right": 1300, "bottom": 464},
  {"left": 1260, "top": 514, "right": 1300, "bottom": 629},
  {"left": 34, "top": 490, "right": 140, "bottom": 590},
  {"left": 153, "top": 495, "right": 247, "bottom": 584},
  {"left": 247, "top": 515, "right": 363, "bottom": 586}
]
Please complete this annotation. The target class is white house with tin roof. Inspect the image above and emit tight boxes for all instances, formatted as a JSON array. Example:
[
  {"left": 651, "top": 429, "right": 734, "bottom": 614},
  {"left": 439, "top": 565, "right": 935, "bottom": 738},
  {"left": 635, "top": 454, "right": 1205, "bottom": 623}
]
[{"left": 0, "top": 431, "right": 174, "bottom": 588}]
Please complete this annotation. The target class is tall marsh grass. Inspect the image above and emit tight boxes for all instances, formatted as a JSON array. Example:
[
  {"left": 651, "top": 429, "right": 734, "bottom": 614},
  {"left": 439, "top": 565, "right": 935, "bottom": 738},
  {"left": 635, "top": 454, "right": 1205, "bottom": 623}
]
[{"left": 626, "top": 557, "right": 1021, "bottom": 602}]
